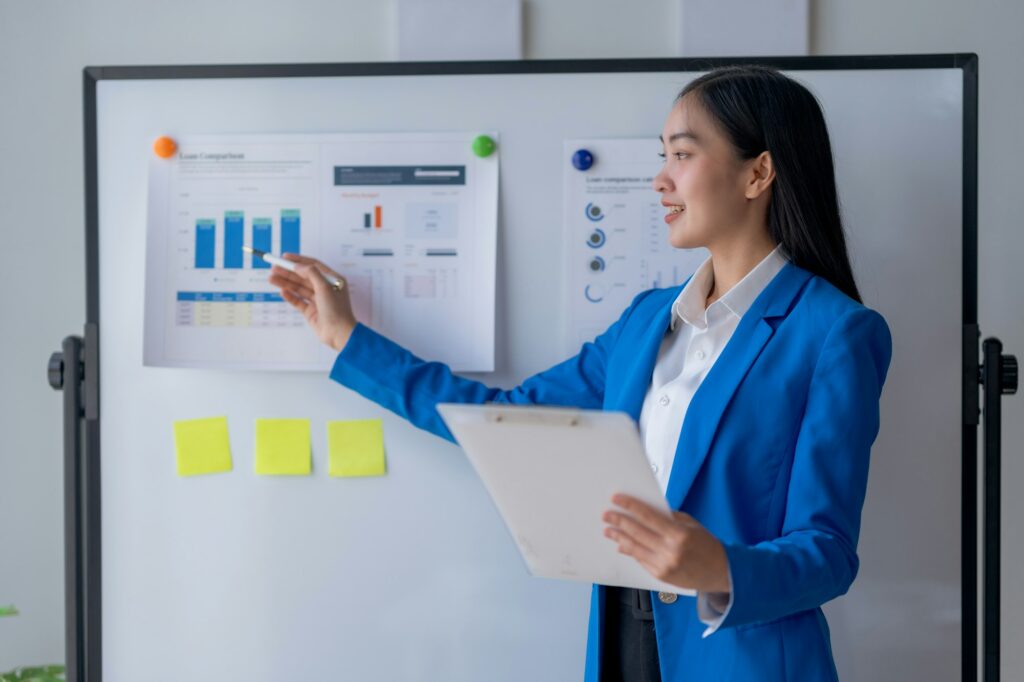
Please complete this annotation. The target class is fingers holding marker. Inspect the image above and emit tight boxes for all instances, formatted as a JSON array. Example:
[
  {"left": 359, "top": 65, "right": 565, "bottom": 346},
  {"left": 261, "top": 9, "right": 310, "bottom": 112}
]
[
  {"left": 282, "top": 253, "right": 328, "bottom": 277},
  {"left": 281, "top": 252, "right": 315, "bottom": 265},
  {"left": 270, "top": 263, "right": 305, "bottom": 283},
  {"left": 270, "top": 281, "right": 314, "bottom": 304},
  {"left": 250, "top": 249, "right": 339, "bottom": 291},
  {"left": 295, "top": 263, "right": 327, "bottom": 293},
  {"left": 280, "top": 289, "right": 310, "bottom": 314},
  {"left": 282, "top": 253, "right": 346, "bottom": 288},
  {"left": 277, "top": 283, "right": 312, "bottom": 308},
  {"left": 297, "top": 262, "right": 346, "bottom": 294},
  {"left": 269, "top": 266, "right": 314, "bottom": 299},
  {"left": 266, "top": 251, "right": 355, "bottom": 353}
]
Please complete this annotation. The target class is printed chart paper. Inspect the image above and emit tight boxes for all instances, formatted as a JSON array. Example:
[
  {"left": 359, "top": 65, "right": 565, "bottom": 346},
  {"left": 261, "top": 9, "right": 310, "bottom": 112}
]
[
  {"left": 144, "top": 132, "right": 498, "bottom": 371},
  {"left": 563, "top": 138, "right": 707, "bottom": 354}
]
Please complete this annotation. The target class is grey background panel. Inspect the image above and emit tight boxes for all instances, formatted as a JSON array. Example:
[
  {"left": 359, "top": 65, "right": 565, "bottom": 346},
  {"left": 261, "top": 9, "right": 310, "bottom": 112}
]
[{"left": 95, "top": 66, "right": 962, "bottom": 681}]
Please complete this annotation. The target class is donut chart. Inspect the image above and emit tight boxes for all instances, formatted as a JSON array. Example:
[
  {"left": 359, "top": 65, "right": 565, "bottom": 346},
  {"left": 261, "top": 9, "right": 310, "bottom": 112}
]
[
  {"left": 584, "top": 283, "right": 607, "bottom": 303},
  {"left": 586, "top": 228, "right": 606, "bottom": 248}
]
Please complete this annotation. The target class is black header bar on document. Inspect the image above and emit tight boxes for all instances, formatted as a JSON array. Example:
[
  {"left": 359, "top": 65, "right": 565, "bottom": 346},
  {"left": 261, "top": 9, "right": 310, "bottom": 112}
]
[{"left": 334, "top": 166, "right": 466, "bottom": 186}]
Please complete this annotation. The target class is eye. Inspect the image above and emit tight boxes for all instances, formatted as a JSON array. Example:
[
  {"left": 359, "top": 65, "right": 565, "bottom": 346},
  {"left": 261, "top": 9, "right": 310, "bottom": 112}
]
[{"left": 657, "top": 151, "right": 690, "bottom": 161}]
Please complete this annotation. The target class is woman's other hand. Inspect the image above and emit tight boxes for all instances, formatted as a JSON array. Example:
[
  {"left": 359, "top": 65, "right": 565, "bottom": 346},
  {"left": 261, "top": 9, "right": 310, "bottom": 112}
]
[
  {"left": 268, "top": 253, "right": 358, "bottom": 352},
  {"left": 603, "top": 494, "right": 731, "bottom": 594}
]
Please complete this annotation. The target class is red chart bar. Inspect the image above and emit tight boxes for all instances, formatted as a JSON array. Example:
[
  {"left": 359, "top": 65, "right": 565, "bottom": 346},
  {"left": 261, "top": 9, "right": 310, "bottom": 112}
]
[{"left": 374, "top": 205, "right": 382, "bottom": 229}]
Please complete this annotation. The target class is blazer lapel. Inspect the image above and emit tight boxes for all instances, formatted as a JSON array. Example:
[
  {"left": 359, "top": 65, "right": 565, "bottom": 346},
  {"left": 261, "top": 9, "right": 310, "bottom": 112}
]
[
  {"left": 664, "top": 263, "right": 812, "bottom": 511},
  {"left": 615, "top": 284, "right": 686, "bottom": 422}
]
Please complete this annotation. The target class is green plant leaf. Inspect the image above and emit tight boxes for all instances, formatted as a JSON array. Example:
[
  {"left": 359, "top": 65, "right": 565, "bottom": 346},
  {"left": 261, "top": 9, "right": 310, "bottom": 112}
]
[{"left": 0, "top": 666, "right": 65, "bottom": 681}]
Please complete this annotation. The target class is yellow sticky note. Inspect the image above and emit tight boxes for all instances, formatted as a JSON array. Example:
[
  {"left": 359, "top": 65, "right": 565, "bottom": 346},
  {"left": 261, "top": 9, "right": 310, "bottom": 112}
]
[
  {"left": 328, "top": 419, "right": 386, "bottom": 477},
  {"left": 173, "top": 417, "right": 232, "bottom": 476},
  {"left": 255, "top": 418, "right": 311, "bottom": 476}
]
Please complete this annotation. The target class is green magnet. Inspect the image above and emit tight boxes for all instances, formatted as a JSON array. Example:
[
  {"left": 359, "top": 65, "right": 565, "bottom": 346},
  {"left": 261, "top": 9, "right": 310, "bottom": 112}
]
[
  {"left": 471, "top": 135, "right": 496, "bottom": 158},
  {"left": 0, "top": 605, "right": 19, "bottom": 617}
]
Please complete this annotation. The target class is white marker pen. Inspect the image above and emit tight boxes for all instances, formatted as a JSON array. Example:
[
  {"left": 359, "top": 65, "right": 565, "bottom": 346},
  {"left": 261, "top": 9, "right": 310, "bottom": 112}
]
[{"left": 242, "top": 245, "right": 344, "bottom": 291}]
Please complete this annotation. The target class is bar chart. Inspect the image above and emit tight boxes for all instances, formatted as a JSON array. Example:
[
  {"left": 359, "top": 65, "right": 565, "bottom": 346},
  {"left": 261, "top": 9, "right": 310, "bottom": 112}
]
[
  {"left": 190, "top": 209, "right": 303, "bottom": 270},
  {"left": 362, "top": 205, "right": 383, "bottom": 229},
  {"left": 181, "top": 208, "right": 306, "bottom": 329}
]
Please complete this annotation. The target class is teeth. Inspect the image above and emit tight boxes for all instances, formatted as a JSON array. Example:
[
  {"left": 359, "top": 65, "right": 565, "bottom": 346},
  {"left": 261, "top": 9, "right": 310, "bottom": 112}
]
[{"left": 668, "top": 205, "right": 685, "bottom": 214}]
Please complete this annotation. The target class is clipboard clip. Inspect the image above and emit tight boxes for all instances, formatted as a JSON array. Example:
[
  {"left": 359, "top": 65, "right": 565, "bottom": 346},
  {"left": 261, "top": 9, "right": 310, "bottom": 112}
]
[{"left": 484, "top": 406, "right": 583, "bottom": 427}]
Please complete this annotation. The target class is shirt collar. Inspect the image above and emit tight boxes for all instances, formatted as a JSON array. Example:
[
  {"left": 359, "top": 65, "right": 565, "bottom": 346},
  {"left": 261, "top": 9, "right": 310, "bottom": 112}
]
[{"left": 670, "top": 244, "right": 789, "bottom": 331}]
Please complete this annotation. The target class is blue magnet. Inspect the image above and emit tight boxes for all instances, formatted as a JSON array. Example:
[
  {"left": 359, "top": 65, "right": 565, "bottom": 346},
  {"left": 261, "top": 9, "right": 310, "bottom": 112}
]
[{"left": 572, "top": 149, "right": 594, "bottom": 171}]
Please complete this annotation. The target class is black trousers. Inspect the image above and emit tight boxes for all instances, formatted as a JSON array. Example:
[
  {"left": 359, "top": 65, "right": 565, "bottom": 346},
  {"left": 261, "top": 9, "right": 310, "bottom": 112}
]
[{"left": 600, "top": 587, "right": 662, "bottom": 682}]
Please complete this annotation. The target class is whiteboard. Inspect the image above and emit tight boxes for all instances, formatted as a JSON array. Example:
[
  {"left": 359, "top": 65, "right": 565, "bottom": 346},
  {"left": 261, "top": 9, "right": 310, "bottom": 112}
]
[{"left": 89, "top": 58, "right": 972, "bottom": 681}]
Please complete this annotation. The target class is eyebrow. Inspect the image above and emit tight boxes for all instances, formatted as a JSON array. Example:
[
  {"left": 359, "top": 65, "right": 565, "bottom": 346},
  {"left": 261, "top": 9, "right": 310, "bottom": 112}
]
[{"left": 659, "top": 130, "right": 701, "bottom": 144}]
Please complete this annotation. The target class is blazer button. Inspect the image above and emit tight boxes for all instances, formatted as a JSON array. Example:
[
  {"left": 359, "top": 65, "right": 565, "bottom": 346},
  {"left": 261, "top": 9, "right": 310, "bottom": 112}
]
[{"left": 658, "top": 591, "right": 678, "bottom": 604}]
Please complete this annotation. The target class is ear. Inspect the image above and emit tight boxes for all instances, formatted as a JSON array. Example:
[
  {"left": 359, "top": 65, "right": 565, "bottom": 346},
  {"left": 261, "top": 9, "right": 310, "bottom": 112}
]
[{"left": 745, "top": 151, "right": 775, "bottom": 200}]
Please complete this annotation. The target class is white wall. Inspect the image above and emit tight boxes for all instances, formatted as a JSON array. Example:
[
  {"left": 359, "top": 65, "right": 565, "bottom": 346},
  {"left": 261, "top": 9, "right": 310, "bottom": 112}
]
[{"left": 1, "top": 0, "right": 1020, "bottom": 675}]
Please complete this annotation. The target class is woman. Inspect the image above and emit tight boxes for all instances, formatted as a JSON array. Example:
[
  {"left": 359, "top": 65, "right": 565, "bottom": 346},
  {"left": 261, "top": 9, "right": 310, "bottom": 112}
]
[{"left": 269, "top": 65, "right": 892, "bottom": 682}]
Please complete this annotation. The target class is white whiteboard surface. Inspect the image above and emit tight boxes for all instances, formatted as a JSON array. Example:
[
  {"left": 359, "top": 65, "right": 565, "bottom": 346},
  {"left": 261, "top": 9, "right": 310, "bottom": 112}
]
[{"left": 95, "top": 64, "right": 964, "bottom": 681}]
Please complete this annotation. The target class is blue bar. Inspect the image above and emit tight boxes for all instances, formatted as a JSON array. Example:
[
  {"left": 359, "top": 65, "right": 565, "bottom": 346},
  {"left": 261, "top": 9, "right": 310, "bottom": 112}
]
[
  {"left": 281, "top": 209, "right": 300, "bottom": 255},
  {"left": 252, "top": 219, "right": 272, "bottom": 268},
  {"left": 364, "top": 213, "right": 371, "bottom": 228},
  {"left": 224, "top": 212, "right": 244, "bottom": 269},
  {"left": 195, "top": 220, "right": 215, "bottom": 269},
  {"left": 177, "top": 291, "right": 286, "bottom": 302}
]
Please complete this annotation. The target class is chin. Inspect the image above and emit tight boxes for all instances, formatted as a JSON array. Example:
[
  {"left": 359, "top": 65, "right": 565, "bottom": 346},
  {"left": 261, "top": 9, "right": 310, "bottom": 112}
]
[
  {"left": 668, "top": 230, "right": 705, "bottom": 251},
  {"left": 667, "top": 217, "right": 712, "bottom": 250}
]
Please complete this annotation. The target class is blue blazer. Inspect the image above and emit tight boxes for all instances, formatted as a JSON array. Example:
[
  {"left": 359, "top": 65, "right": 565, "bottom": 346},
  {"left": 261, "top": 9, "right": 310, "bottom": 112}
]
[{"left": 330, "top": 261, "right": 893, "bottom": 681}]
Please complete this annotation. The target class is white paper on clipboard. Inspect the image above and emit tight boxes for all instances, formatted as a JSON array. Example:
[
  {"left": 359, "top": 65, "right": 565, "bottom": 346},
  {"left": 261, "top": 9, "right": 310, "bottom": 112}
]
[{"left": 436, "top": 403, "right": 695, "bottom": 596}]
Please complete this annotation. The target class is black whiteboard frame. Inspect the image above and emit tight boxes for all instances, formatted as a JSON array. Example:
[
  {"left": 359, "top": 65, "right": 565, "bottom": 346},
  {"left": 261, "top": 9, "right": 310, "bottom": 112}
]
[{"left": 78, "top": 53, "right": 980, "bottom": 682}]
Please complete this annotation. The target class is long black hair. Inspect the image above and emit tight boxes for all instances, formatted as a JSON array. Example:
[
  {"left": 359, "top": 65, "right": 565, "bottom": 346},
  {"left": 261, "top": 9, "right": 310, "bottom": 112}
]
[{"left": 678, "top": 65, "right": 862, "bottom": 304}]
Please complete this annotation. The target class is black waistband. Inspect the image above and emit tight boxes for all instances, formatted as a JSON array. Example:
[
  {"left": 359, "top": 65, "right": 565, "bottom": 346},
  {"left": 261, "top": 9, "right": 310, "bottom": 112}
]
[
  {"left": 601, "top": 586, "right": 662, "bottom": 681},
  {"left": 608, "top": 586, "right": 655, "bottom": 621}
]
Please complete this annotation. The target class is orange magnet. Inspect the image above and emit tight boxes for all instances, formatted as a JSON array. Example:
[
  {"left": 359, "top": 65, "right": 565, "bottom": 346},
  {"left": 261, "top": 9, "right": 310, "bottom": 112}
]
[{"left": 153, "top": 136, "right": 178, "bottom": 159}]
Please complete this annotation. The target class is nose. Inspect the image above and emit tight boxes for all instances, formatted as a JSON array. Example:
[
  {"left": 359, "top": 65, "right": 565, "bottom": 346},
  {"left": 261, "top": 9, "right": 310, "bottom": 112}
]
[{"left": 652, "top": 165, "right": 672, "bottom": 194}]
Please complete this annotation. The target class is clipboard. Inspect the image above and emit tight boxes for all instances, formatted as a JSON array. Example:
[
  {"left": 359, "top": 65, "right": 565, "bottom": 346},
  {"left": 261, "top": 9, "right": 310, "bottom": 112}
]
[{"left": 436, "top": 403, "right": 694, "bottom": 596}]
